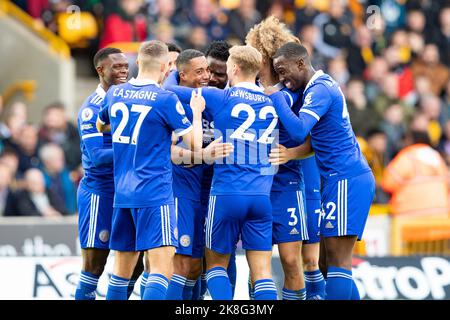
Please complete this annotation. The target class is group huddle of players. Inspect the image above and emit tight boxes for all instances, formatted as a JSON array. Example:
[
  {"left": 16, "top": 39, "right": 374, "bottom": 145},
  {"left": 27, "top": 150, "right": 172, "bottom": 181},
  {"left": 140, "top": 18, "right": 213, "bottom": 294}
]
[{"left": 74, "top": 17, "right": 375, "bottom": 301}]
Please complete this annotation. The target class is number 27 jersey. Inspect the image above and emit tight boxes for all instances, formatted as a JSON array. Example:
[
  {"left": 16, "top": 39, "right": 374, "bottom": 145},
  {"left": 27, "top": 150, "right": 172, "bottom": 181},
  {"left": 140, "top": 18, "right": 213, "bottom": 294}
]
[{"left": 98, "top": 78, "right": 192, "bottom": 208}]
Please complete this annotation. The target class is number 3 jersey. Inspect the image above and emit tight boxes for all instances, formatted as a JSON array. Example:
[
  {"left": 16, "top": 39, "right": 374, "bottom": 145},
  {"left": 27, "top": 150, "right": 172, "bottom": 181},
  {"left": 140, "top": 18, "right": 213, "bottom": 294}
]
[
  {"left": 98, "top": 78, "right": 192, "bottom": 208},
  {"left": 169, "top": 82, "right": 278, "bottom": 196}
]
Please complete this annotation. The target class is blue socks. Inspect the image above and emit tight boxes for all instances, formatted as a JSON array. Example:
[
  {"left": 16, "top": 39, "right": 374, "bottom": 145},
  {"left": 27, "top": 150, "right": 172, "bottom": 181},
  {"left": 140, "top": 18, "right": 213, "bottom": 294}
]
[
  {"left": 106, "top": 274, "right": 130, "bottom": 300},
  {"left": 206, "top": 267, "right": 232, "bottom": 300},
  {"left": 140, "top": 271, "right": 149, "bottom": 299},
  {"left": 183, "top": 279, "right": 197, "bottom": 300},
  {"left": 143, "top": 273, "right": 169, "bottom": 300},
  {"left": 166, "top": 274, "right": 187, "bottom": 300},
  {"left": 227, "top": 251, "right": 237, "bottom": 298},
  {"left": 254, "top": 279, "right": 278, "bottom": 300},
  {"left": 282, "top": 287, "right": 306, "bottom": 300},
  {"left": 304, "top": 269, "right": 326, "bottom": 300},
  {"left": 200, "top": 273, "right": 207, "bottom": 299},
  {"left": 127, "top": 279, "right": 136, "bottom": 299},
  {"left": 325, "top": 266, "right": 353, "bottom": 300},
  {"left": 75, "top": 271, "right": 99, "bottom": 300}
]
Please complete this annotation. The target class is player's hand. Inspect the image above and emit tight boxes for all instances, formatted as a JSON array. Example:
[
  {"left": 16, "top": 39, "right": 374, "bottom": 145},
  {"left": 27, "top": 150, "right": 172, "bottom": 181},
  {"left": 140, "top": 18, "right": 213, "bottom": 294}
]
[
  {"left": 264, "top": 86, "right": 280, "bottom": 96},
  {"left": 202, "top": 137, "right": 234, "bottom": 164},
  {"left": 269, "top": 143, "right": 293, "bottom": 165},
  {"left": 190, "top": 90, "right": 206, "bottom": 113}
]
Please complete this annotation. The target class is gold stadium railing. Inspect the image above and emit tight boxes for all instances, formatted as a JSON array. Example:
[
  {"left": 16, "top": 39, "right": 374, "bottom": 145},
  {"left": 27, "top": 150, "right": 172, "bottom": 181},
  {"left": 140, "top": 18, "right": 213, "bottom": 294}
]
[
  {"left": 0, "top": 0, "right": 70, "bottom": 58},
  {"left": 354, "top": 204, "right": 450, "bottom": 256},
  {"left": 2, "top": 80, "right": 37, "bottom": 105},
  {"left": 391, "top": 216, "right": 450, "bottom": 256}
]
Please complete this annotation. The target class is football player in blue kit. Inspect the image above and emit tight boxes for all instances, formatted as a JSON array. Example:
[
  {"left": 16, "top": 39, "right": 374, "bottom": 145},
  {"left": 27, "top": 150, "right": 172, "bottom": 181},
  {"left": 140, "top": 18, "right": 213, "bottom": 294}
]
[
  {"left": 96, "top": 41, "right": 205, "bottom": 300},
  {"left": 164, "top": 49, "right": 233, "bottom": 300},
  {"left": 268, "top": 42, "right": 375, "bottom": 300},
  {"left": 167, "top": 45, "right": 279, "bottom": 300},
  {"left": 246, "top": 17, "right": 311, "bottom": 300},
  {"left": 75, "top": 47, "right": 143, "bottom": 300},
  {"left": 300, "top": 155, "right": 326, "bottom": 299}
]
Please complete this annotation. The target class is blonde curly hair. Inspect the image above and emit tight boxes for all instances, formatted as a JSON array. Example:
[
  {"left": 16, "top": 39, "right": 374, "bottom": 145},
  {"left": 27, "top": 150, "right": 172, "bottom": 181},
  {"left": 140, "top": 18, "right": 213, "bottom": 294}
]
[{"left": 245, "top": 16, "right": 301, "bottom": 63}]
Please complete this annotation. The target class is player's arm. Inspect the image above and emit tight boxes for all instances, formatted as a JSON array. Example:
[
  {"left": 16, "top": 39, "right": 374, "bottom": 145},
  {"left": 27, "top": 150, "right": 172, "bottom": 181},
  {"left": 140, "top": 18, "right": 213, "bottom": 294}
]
[
  {"left": 79, "top": 107, "right": 113, "bottom": 166},
  {"left": 167, "top": 85, "right": 224, "bottom": 114},
  {"left": 268, "top": 84, "right": 330, "bottom": 144},
  {"left": 179, "top": 92, "right": 204, "bottom": 152},
  {"left": 96, "top": 104, "right": 111, "bottom": 133},
  {"left": 269, "top": 136, "right": 313, "bottom": 165},
  {"left": 171, "top": 137, "right": 233, "bottom": 165},
  {"left": 83, "top": 134, "right": 113, "bottom": 166}
]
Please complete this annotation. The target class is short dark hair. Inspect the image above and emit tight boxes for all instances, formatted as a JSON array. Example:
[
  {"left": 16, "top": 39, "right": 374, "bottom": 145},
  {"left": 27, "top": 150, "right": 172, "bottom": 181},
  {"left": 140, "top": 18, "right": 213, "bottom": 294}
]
[
  {"left": 273, "top": 42, "right": 309, "bottom": 60},
  {"left": 204, "top": 41, "right": 231, "bottom": 62},
  {"left": 93, "top": 47, "right": 122, "bottom": 68},
  {"left": 166, "top": 42, "right": 182, "bottom": 53},
  {"left": 366, "top": 128, "right": 385, "bottom": 139},
  {"left": 176, "top": 49, "right": 205, "bottom": 70}
]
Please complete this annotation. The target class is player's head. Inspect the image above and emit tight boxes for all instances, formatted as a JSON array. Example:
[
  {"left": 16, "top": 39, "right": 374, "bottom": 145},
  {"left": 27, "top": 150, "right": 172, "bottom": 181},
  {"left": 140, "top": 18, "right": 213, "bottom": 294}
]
[
  {"left": 273, "top": 42, "right": 312, "bottom": 91},
  {"left": 226, "top": 45, "right": 262, "bottom": 87},
  {"left": 176, "top": 49, "right": 210, "bottom": 88},
  {"left": 137, "top": 40, "right": 170, "bottom": 83},
  {"left": 166, "top": 42, "right": 182, "bottom": 72},
  {"left": 245, "top": 16, "right": 300, "bottom": 84},
  {"left": 204, "top": 40, "right": 231, "bottom": 89},
  {"left": 93, "top": 47, "right": 128, "bottom": 86}
]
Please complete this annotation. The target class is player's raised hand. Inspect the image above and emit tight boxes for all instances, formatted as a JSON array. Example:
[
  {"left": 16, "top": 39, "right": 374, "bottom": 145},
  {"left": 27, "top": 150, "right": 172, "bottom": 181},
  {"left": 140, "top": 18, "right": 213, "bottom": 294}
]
[
  {"left": 190, "top": 90, "right": 206, "bottom": 113},
  {"left": 269, "top": 143, "right": 293, "bottom": 165},
  {"left": 264, "top": 86, "right": 280, "bottom": 96},
  {"left": 202, "top": 136, "right": 234, "bottom": 164}
]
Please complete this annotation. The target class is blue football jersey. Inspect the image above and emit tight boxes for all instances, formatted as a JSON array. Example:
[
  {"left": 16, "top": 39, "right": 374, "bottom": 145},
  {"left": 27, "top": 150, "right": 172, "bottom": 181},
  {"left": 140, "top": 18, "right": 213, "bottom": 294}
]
[
  {"left": 98, "top": 78, "right": 193, "bottom": 208},
  {"left": 300, "top": 155, "right": 321, "bottom": 200},
  {"left": 163, "top": 72, "right": 214, "bottom": 201},
  {"left": 169, "top": 82, "right": 277, "bottom": 195},
  {"left": 272, "top": 70, "right": 371, "bottom": 185},
  {"left": 77, "top": 85, "right": 114, "bottom": 196},
  {"left": 271, "top": 88, "right": 304, "bottom": 192}
]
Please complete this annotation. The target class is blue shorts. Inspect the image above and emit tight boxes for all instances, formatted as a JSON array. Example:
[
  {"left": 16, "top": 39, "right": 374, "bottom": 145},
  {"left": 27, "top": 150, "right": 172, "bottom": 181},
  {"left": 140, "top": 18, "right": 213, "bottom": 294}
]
[
  {"left": 109, "top": 203, "right": 178, "bottom": 252},
  {"left": 205, "top": 195, "right": 272, "bottom": 254},
  {"left": 77, "top": 185, "right": 113, "bottom": 250},
  {"left": 304, "top": 199, "right": 321, "bottom": 244},
  {"left": 271, "top": 190, "right": 309, "bottom": 244},
  {"left": 175, "top": 197, "right": 205, "bottom": 258},
  {"left": 320, "top": 172, "right": 375, "bottom": 240}
]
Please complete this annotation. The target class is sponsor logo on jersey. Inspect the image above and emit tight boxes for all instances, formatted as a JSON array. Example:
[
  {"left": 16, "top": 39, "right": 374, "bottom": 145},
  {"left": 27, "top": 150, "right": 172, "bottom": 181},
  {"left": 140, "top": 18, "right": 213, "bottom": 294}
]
[
  {"left": 180, "top": 235, "right": 191, "bottom": 247},
  {"left": 289, "top": 227, "right": 299, "bottom": 235},
  {"left": 99, "top": 230, "right": 110, "bottom": 243},
  {"left": 81, "top": 124, "right": 93, "bottom": 130},
  {"left": 325, "top": 221, "right": 334, "bottom": 229},
  {"left": 81, "top": 108, "right": 94, "bottom": 121},
  {"left": 304, "top": 92, "right": 313, "bottom": 106}
]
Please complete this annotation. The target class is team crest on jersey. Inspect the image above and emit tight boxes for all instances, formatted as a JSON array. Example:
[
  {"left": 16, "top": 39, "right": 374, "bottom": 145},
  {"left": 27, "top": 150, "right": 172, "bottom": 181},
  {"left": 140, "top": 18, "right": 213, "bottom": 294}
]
[
  {"left": 304, "top": 92, "right": 313, "bottom": 106},
  {"left": 176, "top": 101, "right": 185, "bottom": 115},
  {"left": 99, "top": 230, "right": 110, "bottom": 242},
  {"left": 82, "top": 108, "right": 94, "bottom": 121},
  {"left": 180, "top": 235, "right": 191, "bottom": 247}
]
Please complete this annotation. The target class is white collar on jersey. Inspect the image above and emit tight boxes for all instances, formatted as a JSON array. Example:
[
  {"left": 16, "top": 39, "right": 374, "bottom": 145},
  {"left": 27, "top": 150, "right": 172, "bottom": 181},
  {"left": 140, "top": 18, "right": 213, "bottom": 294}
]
[
  {"left": 96, "top": 84, "right": 106, "bottom": 98},
  {"left": 234, "top": 82, "right": 264, "bottom": 92},
  {"left": 128, "top": 77, "right": 160, "bottom": 87},
  {"left": 304, "top": 70, "right": 324, "bottom": 92}
]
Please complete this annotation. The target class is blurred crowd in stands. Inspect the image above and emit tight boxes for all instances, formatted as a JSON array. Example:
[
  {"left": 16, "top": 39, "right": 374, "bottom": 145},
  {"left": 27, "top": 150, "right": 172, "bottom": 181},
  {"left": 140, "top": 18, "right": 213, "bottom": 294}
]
[{"left": 2, "top": 0, "right": 450, "bottom": 217}]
